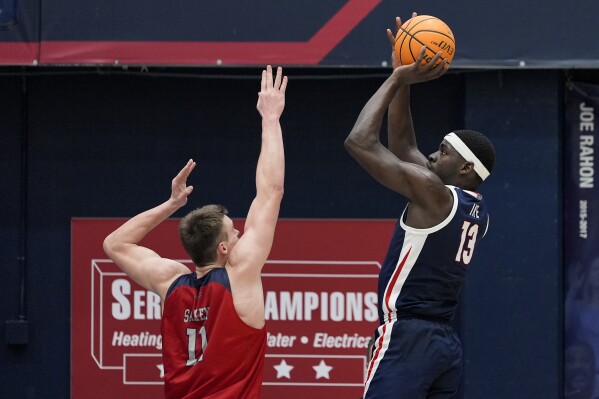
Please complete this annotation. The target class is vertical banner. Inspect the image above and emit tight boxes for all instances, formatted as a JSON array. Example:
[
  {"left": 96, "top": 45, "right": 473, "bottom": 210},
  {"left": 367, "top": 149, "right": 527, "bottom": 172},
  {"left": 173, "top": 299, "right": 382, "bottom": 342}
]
[
  {"left": 565, "top": 82, "right": 599, "bottom": 399},
  {"left": 72, "top": 218, "right": 394, "bottom": 399}
]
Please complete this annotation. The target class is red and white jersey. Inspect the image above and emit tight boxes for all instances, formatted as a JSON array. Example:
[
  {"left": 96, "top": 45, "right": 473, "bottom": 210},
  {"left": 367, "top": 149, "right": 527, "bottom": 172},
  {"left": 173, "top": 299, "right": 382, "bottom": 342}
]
[{"left": 161, "top": 268, "right": 266, "bottom": 399}]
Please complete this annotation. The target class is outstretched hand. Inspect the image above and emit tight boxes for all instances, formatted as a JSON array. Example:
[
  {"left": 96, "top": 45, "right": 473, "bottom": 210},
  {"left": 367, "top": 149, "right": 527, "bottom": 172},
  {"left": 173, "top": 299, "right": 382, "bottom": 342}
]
[
  {"left": 387, "top": 13, "right": 417, "bottom": 69},
  {"left": 402, "top": 45, "right": 448, "bottom": 79},
  {"left": 257, "top": 65, "right": 288, "bottom": 120},
  {"left": 386, "top": 13, "right": 449, "bottom": 84},
  {"left": 170, "top": 159, "right": 196, "bottom": 208},
  {"left": 388, "top": 45, "right": 448, "bottom": 87}
]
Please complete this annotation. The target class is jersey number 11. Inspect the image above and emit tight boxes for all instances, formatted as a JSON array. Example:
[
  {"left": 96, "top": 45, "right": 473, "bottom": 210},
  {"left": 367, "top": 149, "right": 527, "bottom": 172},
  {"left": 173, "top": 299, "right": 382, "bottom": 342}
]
[{"left": 186, "top": 326, "right": 208, "bottom": 366}]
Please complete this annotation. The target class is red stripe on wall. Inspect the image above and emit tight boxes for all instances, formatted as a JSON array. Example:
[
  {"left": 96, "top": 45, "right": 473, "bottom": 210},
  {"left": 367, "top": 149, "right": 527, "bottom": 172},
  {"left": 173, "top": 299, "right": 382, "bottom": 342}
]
[
  {"left": 0, "top": 42, "right": 39, "bottom": 65},
  {"left": 39, "top": 0, "right": 380, "bottom": 65}
]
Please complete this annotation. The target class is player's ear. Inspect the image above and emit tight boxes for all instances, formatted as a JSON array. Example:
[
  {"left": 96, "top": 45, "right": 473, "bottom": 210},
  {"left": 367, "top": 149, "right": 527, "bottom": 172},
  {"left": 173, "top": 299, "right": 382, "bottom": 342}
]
[
  {"left": 217, "top": 242, "right": 228, "bottom": 255},
  {"left": 460, "top": 161, "right": 474, "bottom": 176}
]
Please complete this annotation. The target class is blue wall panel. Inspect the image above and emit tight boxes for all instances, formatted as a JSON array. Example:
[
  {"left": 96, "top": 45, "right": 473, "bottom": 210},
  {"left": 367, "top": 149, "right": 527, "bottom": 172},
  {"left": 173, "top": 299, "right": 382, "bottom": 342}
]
[
  {"left": 2, "top": 0, "right": 599, "bottom": 66},
  {"left": 0, "top": 68, "right": 563, "bottom": 398},
  {"left": 460, "top": 70, "right": 562, "bottom": 398}
]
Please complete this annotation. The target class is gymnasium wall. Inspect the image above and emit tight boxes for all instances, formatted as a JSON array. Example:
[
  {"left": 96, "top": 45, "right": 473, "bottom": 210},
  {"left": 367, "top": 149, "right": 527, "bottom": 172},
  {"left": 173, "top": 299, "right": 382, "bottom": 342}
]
[
  {"left": 0, "top": 67, "right": 564, "bottom": 398},
  {"left": 2, "top": 0, "right": 599, "bottom": 67}
]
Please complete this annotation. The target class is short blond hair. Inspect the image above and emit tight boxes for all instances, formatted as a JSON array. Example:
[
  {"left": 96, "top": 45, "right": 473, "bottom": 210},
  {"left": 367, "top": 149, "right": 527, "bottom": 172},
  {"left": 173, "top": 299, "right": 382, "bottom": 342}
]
[{"left": 178, "top": 204, "right": 228, "bottom": 266}]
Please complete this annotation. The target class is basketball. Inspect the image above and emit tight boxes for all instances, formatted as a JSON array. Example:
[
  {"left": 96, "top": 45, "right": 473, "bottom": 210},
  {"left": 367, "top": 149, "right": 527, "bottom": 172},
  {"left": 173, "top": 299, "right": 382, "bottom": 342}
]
[{"left": 394, "top": 15, "right": 455, "bottom": 66}]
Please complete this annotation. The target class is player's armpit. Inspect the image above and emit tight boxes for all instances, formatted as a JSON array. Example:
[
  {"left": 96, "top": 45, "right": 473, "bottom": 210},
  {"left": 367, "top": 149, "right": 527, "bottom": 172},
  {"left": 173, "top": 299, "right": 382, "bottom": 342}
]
[{"left": 103, "top": 241, "right": 188, "bottom": 299}]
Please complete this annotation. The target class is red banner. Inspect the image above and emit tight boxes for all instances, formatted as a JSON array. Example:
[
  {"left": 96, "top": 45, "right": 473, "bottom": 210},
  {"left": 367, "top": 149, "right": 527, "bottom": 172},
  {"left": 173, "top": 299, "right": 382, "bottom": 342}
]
[{"left": 72, "top": 218, "right": 394, "bottom": 398}]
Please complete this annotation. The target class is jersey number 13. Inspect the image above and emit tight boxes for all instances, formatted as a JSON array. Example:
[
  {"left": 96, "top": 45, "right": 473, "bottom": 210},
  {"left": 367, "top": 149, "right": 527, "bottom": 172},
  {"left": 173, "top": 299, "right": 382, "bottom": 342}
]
[{"left": 455, "top": 221, "right": 479, "bottom": 265}]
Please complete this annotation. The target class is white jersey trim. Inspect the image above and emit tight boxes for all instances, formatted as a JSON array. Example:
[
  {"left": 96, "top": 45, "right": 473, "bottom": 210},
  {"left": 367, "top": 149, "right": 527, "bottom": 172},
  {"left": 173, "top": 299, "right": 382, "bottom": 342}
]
[
  {"left": 399, "top": 185, "right": 459, "bottom": 235},
  {"left": 363, "top": 323, "right": 394, "bottom": 397},
  {"left": 365, "top": 185, "right": 483, "bottom": 397}
]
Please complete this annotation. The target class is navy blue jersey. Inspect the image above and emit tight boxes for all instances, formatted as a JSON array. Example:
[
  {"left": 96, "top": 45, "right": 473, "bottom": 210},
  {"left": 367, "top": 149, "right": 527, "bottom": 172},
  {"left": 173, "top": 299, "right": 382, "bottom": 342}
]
[
  {"left": 363, "top": 186, "right": 489, "bottom": 398},
  {"left": 377, "top": 185, "right": 489, "bottom": 323}
]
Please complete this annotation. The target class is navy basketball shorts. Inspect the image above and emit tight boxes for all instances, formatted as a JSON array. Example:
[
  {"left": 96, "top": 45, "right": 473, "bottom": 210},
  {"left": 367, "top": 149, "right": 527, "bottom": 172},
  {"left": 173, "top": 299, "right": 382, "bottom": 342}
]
[{"left": 363, "top": 318, "right": 462, "bottom": 399}]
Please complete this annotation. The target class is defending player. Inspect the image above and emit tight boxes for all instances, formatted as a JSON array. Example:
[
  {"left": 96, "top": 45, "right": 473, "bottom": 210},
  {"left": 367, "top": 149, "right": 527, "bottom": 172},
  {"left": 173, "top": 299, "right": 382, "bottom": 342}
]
[
  {"left": 345, "top": 16, "right": 496, "bottom": 398},
  {"left": 103, "top": 65, "right": 287, "bottom": 399}
]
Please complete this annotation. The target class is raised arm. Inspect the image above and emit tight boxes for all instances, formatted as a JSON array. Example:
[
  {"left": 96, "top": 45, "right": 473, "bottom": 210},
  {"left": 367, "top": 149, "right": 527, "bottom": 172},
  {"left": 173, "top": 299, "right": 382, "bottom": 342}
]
[
  {"left": 226, "top": 66, "right": 287, "bottom": 328},
  {"left": 103, "top": 160, "right": 195, "bottom": 300},
  {"left": 386, "top": 15, "right": 429, "bottom": 166},
  {"left": 344, "top": 49, "right": 453, "bottom": 224},
  {"left": 345, "top": 49, "right": 447, "bottom": 197},
  {"left": 228, "top": 66, "right": 286, "bottom": 275}
]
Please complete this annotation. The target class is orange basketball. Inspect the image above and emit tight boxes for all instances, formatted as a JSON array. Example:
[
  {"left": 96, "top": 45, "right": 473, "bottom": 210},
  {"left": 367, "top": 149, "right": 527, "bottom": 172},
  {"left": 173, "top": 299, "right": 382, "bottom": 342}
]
[{"left": 394, "top": 15, "right": 455, "bottom": 66}]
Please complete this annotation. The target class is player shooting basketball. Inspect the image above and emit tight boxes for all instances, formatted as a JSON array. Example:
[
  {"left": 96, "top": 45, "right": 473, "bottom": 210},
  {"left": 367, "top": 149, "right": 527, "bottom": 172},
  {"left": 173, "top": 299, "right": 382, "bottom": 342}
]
[
  {"left": 345, "top": 15, "right": 496, "bottom": 399},
  {"left": 103, "top": 65, "right": 287, "bottom": 399}
]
